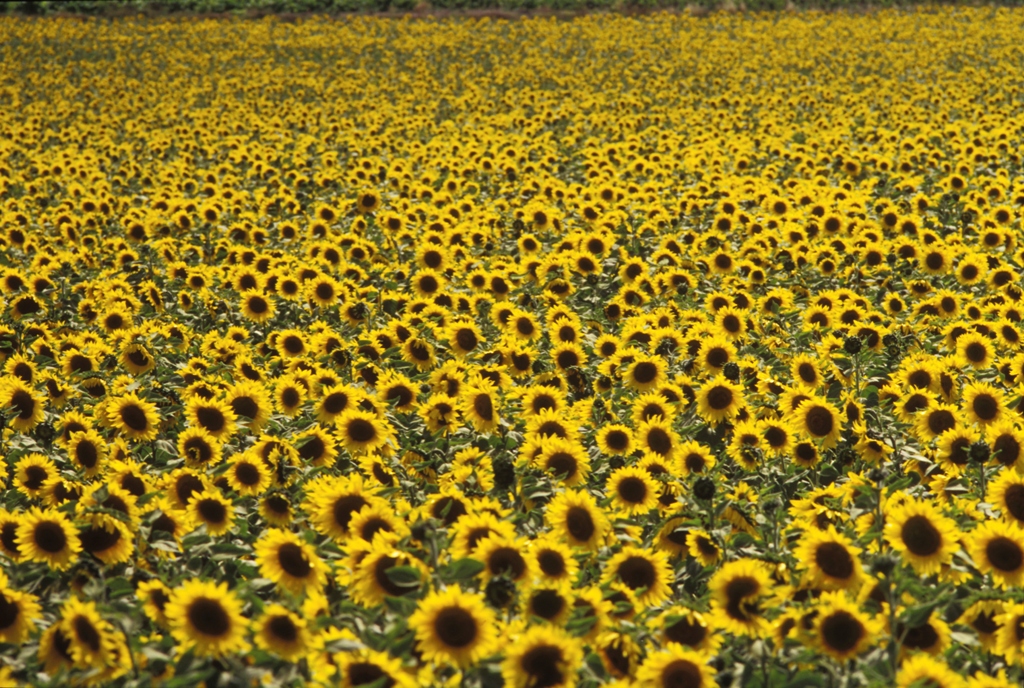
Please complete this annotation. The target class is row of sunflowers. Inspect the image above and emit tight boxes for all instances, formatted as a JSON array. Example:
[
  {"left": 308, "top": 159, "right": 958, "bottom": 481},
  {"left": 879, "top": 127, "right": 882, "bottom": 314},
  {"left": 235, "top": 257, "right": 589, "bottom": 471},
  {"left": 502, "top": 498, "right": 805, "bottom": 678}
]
[{"left": 3, "top": 7, "right": 1024, "bottom": 688}]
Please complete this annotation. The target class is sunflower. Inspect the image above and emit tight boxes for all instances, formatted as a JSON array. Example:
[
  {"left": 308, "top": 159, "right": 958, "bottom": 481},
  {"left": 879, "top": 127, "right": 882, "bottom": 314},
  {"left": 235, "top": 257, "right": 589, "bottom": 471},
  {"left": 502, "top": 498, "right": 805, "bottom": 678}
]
[
  {"left": 992, "top": 602, "right": 1024, "bottom": 664},
  {"left": 636, "top": 416, "right": 680, "bottom": 460},
  {"left": 378, "top": 372, "right": 418, "bottom": 412},
  {"left": 306, "top": 474, "right": 382, "bottom": 542},
  {"left": 450, "top": 511, "right": 517, "bottom": 559},
  {"left": 530, "top": 537, "right": 579, "bottom": 586},
  {"left": 0, "top": 584, "right": 41, "bottom": 644},
  {"left": 534, "top": 437, "right": 591, "bottom": 487},
  {"left": 687, "top": 529, "right": 722, "bottom": 567},
  {"left": 956, "top": 331, "right": 995, "bottom": 369},
  {"left": 988, "top": 421, "right": 1024, "bottom": 470},
  {"left": 138, "top": 579, "right": 173, "bottom": 628},
  {"left": 623, "top": 354, "right": 667, "bottom": 392},
  {"left": 14, "top": 453, "right": 56, "bottom": 498},
  {"left": 420, "top": 393, "right": 460, "bottom": 434},
  {"left": 187, "top": 489, "right": 235, "bottom": 536},
  {"left": 652, "top": 517, "right": 689, "bottom": 557},
  {"left": 254, "top": 604, "right": 309, "bottom": 661},
  {"left": 166, "top": 579, "right": 250, "bottom": 658},
  {"left": 790, "top": 353, "right": 823, "bottom": 389},
  {"left": 275, "top": 374, "right": 307, "bottom": 416},
  {"left": 545, "top": 490, "right": 608, "bottom": 550},
  {"left": 275, "top": 328, "right": 308, "bottom": 358},
  {"left": 709, "top": 558, "right": 771, "bottom": 637},
  {"left": 991, "top": 468, "right": 1024, "bottom": 524},
  {"left": 240, "top": 289, "right": 275, "bottom": 323},
  {"left": 884, "top": 500, "right": 960, "bottom": 575},
  {"left": 307, "top": 275, "right": 341, "bottom": 307},
  {"left": 960, "top": 599, "right": 1003, "bottom": 651},
  {"left": 15, "top": 507, "right": 81, "bottom": 570},
  {"left": 607, "top": 466, "right": 661, "bottom": 516},
  {"left": 602, "top": 546, "right": 673, "bottom": 606},
  {"left": 656, "top": 607, "right": 720, "bottom": 654},
  {"left": 502, "top": 626, "right": 583, "bottom": 688},
  {"left": 789, "top": 396, "right": 843, "bottom": 449},
  {"left": 635, "top": 644, "right": 715, "bottom": 688},
  {"left": 697, "top": 335, "right": 736, "bottom": 374},
  {"left": 176, "top": 426, "right": 222, "bottom": 468},
  {"left": 79, "top": 513, "right": 134, "bottom": 565},
  {"left": 66, "top": 428, "right": 107, "bottom": 478},
  {"left": 401, "top": 336, "right": 436, "bottom": 370},
  {"left": 631, "top": 391, "right": 676, "bottom": 424},
  {"left": 675, "top": 441, "right": 715, "bottom": 477},
  {"left": 226, "top": 452, "right": 273, "bottom": 495},
  {"left": 313, "top": 380, "right": 362, "bottom": 423},
  {"left": 59, "top": 597, "right": 117, "bottom": 669},
  {"left": 1, "top": 377, "right": 45, "bottom": 432},
  {"left": 695, "top": 376, "right": 745, "bottom": 425},
  {"left": 336, "top": 409, "right": 391, "bottom": 454},
  {"left": 332, "top": 646, "right": 415, "bottom": 688},
  {"left": 814, "top": 591, "right": 879, "bottom": 661},
  {"left": 253, "top": 528, "right": 328, "bottom": 596},
  {"left": 409, "top": 585, "right": 497, "bottom": 668},
  {"left": 967, "top": 520, "right": 1024, "bottom": 588},
  {"left": 0, "top": 510, "right": 21, "bottom": 560},
  {"left": 185, "top": 396, "right": 237, "bottom": 440},
  {"left": 39, "top": 624, "right": 75, "bottom": 676},
  {"left": 596, "top": 424, "right": 634, "bottom": 456},
  {"left": 445, "top": 320, "right": 483, "bottom": 358},
  {"left": 897, "top": 655, "right": 965, "bottom": 688},
  {"left": 120, "top": 342, "right": 155, "bottom": 375},
  {"left": 225, "top": 380, "right": 272, "bottom": 431},
  {"left": 351, "top": 544, "right": 428, "bottom": 607},
  {"left": 935, "top": 427, "right": 978, "bottom": 473},
  {"left": 260, "top": 493, "right": 294, "bottom": 527},
  {"left": 794, "top": 526, "right": 863, "bottom": 590},
  {"left": 914, "top": 402, "right": 960, "bottom": 442},
  {"left": 349, "top": 502, "right": 411, "bottom": 543},
  {"left": 461, "top": 379, "right": 501, "bottom": 433},
  {"left": 108, "top": 391, "right": 160, "bottom": 441}
]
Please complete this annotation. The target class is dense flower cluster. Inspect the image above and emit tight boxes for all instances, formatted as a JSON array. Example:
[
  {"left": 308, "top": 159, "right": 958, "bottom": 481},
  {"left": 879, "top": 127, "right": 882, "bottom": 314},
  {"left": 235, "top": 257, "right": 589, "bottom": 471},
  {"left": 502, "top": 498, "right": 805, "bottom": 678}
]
[{"left": 1, "top": 8, "right": 1024, "bottom": 688}]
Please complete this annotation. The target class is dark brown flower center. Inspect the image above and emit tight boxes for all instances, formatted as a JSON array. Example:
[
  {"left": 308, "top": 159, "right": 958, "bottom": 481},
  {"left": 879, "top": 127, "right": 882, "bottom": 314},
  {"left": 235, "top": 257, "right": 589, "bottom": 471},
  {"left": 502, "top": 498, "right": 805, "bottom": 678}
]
[
  {"left": 434, "top": 606, "right": 477, "bottom": 648},
  {"left": 617, "top": 556, "right": 656, "bottom": 591},
  {"left": 520, "top": 644, "right": 564, "bottom": 688},
  {"left": 34, "top": 521, "right": 67, "bottom": 553},
  {"left": 120, "top": 403, "right": 149, "bottom": 431},
  {"left": 277, "top": 542, "right": 312, "bottom": 578},
  {"left": 188, "top": 597, "right": 230, "bottom": 637},
  {"left": 821, "top": 610, "right": 864, "bottom": 653},
  {"left": 566, "top": 506, "right": 595, "bottom": 543},
  {"left": 986, "top": 536, "right": 1024, "bottom": 572},
  {"left": 706, "top": 386, "right": 733, "bottom": 411},
  {"left": 901, "top": 515, "right": 941, "bottom": 556}
]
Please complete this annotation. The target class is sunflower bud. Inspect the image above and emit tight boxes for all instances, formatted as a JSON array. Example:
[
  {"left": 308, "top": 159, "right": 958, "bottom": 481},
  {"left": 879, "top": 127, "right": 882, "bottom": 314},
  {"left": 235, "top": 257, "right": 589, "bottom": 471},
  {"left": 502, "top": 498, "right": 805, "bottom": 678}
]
[
  {"left": 843, "top": 336, "right": 862, "bottom": 355},
  {"left": 484, "top": 575, "right": 516, "bottom": 609},
  {"left": 491, "top": 455, "right": 515, "bottom": 493},
  {"left": 969, "top": 441, "right": 990, "bottom": 465},
  {"left": 723, "top": 362, "right": 740, "bottom": 381},
  {"left": 693, "top": 477, "right": 715, "bottom": 501},
  {"left": 870, "top": 553, "right": 899, "bottom": 577}
]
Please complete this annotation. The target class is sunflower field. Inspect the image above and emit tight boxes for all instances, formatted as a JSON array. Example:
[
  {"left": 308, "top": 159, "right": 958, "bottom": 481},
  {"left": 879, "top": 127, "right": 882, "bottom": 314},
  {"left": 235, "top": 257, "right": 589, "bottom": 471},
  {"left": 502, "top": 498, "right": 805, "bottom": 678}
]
[{"left": 3, "top": 7, "right": 1024, "bottom": 688}]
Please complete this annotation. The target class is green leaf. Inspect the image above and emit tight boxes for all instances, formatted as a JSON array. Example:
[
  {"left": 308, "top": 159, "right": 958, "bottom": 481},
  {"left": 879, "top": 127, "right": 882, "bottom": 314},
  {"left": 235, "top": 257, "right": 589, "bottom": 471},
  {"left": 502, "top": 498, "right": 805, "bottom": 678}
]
[
  {"left": 384, "top": 566, "right": 421, "bottom": 587},
  {"left": 900, "top": 596, "right": 948, "bottom": 629},
  {"left": 786, "top": 671, "right": 826, "bottom": 688},
  {"left": 442, "top": 558, "right": 485, "bottom": 581},
  {"left": 384, "top": 595, "right": 418, "bottom": 617}
]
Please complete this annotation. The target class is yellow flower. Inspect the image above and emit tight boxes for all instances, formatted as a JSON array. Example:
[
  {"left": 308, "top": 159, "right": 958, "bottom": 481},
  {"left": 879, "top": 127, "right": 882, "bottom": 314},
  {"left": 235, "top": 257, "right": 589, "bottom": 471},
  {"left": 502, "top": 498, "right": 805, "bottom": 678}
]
[
  {"left": 408, "top": 585, "right": 497, "bottom": 668},
  {"left": 166, "top": 579, "right": 250, "bottom": 658}
]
